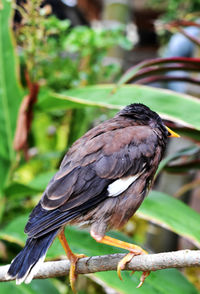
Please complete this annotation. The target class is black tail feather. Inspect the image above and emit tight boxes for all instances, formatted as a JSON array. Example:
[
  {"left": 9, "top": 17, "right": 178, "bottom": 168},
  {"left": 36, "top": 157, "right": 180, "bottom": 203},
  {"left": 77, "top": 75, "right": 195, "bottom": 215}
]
[{"left": 7, "top": 229, "right": 59, "bottom": 284}]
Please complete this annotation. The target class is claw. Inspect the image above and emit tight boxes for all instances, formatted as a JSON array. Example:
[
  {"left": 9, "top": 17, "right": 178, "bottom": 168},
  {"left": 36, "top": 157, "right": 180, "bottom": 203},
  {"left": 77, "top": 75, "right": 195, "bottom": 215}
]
[
  {"left": 69, "top": 261, "right": 77, "bottom": 293},
  {"left": 117, "top": 250, "right": 149, "bottom": 288},
  {"left": 117, "top": 252, "right": 135, "bottom": 280},
  {"left": 136, "top": 271, "right": 150, "bottom": 288},
  {"left": 69, "top": 254, "right": 87, "bottom": 293}
]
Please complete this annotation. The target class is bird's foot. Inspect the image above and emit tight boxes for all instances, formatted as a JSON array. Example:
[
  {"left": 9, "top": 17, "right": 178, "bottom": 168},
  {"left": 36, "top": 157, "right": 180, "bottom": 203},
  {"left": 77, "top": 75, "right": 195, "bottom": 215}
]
[
  {"left": 91, "top": 234, "right": 150, "bottom": 288},
  {"left": 117, "top": 249, "right": 150, "bottom": 288},
  {"left": 69, "top": 253, "right": 86, "bottom": 293},
  {"left": 58, "top": 229, "right": 86, "bottom": 293}
]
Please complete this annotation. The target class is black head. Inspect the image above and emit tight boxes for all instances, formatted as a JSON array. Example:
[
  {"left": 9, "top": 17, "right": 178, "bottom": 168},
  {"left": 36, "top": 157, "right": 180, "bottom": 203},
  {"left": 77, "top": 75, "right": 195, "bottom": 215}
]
[{"left": 118, "top": 103, "right": 169, "bottom": 136}]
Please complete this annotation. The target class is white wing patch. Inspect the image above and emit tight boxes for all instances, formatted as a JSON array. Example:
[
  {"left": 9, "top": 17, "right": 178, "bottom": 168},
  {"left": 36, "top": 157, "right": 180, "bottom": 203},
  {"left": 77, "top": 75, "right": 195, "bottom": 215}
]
[{"left": 107, "top": 173, "right": 141, "bottom": 197}]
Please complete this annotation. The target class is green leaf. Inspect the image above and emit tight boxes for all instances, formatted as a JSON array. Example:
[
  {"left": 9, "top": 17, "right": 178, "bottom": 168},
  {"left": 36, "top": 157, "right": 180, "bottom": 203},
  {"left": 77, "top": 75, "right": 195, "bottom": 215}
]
[
  {"left": 178, "top": 128, "right": 200, "bottom": 143},
  {"left": 164, "top": 160, "right": 200, "bottom": 173},
  {"left": 0, "top": 214, "right": 198, "bottom": 294},
  {"left": 95, "top": 268, "right": 198, "bottom": 294},
  {"left": 137, "top": 191, "right": 200, "bottom": 247},
  {"left": 156, "top": 146, "right": 200, "bottom": 175},
  {"left": 4, "top": 171, "right": 56, "bottom": 199},
  {"left": 0, "top": 280, "right": 60, "bottom": 294},
  {"left": 0, "top": 0, "right": 22, "bottom": 192},
  {"left": 0, "top": 214, "right": 27, "bottom": 246},
  {"left": 28, "top": 171, "right": 56, "bottom": 190},
  {"left": 4, "top": 183, "right": 41, "bottom": 199},
  {"left": 37, "top": 85, "right": 200, "bottom": 130}
]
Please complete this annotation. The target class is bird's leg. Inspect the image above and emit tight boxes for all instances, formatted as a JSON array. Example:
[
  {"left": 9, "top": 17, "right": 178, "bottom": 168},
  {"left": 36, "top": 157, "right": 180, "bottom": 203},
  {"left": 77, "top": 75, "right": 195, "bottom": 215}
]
[
  {"left": 58, "top": 229, "right": 86, "bottom": 293},
  {"left": 91, "top": 233, "right": 149, "bottom": 287}
]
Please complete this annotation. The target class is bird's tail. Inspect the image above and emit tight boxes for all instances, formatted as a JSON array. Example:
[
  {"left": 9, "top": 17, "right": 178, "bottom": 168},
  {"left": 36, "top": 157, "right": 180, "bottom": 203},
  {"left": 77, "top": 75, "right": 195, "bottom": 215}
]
[{"left": 6, "top": 229, "right": 59, "bottom": 284}]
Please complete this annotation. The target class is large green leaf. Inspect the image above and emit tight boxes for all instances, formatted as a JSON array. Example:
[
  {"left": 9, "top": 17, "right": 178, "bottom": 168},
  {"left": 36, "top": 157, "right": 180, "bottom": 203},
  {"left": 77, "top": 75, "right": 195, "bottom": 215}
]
[
  {"left": 0, "top": 0, "right": 22, "bottom": 193},
  {"left": 37, "top": 85, "right": 200, "bottom": 130},
  {"left": 0, "top": 214, "right": 198, "bottom": 294},
  {"left": 95, "top": 268, "right": 198, "bottom": 294},
  {"left": 0, "top": 280, "right": 60, "bottom": 294},
  {"left": 137, "top": 191, "right": 200, "bottom": 248}
]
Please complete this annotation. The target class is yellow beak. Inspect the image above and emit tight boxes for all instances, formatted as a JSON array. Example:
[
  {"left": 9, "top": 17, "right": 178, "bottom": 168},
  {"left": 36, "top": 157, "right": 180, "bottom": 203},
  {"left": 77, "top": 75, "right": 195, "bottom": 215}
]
[{"left": 166, "top": 126, "right": 180, "bottom": 138}]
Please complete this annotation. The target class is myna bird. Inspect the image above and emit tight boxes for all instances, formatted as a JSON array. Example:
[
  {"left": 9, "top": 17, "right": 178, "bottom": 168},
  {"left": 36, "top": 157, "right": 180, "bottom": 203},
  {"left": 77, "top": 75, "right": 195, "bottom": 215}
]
[{"left": 7, "top": 103, "right": 179, "bottom": 291}]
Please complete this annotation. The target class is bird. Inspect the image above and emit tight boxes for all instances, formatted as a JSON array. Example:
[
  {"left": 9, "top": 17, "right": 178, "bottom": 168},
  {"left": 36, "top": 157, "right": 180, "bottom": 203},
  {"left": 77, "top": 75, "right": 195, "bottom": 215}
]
[{"left": 7, "top": 103, "right": 179, "bottom": 292}]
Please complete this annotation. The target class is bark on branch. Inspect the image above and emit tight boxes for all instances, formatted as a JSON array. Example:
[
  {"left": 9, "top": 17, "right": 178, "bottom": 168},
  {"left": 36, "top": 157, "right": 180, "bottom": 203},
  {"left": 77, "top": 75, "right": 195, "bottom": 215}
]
[{"left": 1, "top": 250, "right": 200, "bottom": 282}]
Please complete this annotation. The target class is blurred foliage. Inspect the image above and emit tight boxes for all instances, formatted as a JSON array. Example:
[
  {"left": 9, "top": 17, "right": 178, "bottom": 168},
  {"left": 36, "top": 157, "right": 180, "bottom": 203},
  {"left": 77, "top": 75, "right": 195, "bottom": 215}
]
[
  {"left": 149, "top": 0, "right": 200, "bottom": 21},
  {"left": 0, "top": 0, "right": 200, "bottom": 293},
  {"left": 148, "top": 0, "right": 200, "bottom": 46},
  {"left": 15, "top": 1, "right": 132, "bottom": 89}
]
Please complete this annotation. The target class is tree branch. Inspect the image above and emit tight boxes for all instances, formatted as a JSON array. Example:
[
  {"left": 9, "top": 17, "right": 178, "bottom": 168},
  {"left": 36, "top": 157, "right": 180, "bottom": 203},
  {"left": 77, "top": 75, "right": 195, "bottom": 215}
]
[{"left": 1, "top": 250, "right": 200, "bottom": 282}]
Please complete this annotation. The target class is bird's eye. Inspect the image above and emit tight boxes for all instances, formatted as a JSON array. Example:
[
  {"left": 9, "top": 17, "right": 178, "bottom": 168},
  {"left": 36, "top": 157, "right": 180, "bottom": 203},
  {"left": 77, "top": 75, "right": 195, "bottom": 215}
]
[{"left": 167, "top": 130, "right": 171, "bottom": 136}]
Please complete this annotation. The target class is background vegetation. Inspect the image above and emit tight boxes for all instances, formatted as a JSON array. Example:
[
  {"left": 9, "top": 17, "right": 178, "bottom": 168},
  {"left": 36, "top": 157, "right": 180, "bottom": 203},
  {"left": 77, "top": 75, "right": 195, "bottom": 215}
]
[{"left": 0, "top": 0, "right": 200, "bottom": 293}]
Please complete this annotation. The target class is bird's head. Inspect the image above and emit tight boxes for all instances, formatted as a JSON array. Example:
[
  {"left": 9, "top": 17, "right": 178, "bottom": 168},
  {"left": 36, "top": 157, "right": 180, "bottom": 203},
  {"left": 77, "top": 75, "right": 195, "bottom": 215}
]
[{"left": 118, "top": 103, "right": 180, "bottom": 138}]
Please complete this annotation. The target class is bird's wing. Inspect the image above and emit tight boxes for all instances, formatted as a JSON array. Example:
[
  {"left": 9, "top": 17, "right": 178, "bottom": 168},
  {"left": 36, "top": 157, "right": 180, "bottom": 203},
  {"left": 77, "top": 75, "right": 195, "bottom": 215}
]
[{"left": 25, "top": 125, "right": 159, "bottom": 238}]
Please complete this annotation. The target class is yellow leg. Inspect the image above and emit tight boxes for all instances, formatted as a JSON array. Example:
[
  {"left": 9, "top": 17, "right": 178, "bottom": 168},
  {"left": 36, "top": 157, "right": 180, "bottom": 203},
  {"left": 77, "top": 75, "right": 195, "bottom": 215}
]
[
  {"left": 58, "top": 229, "right": 85, "bottom": 293},
  {"left": 95, "top": 235, "right": 150, "bottom": 287}
]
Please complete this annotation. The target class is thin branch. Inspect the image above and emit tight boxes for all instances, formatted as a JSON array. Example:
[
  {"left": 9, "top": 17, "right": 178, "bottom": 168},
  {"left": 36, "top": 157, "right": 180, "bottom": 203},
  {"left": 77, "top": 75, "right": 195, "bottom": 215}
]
[
  {"left": 176, "top": 26, "right": 200, "bottom": 47},
  {"left": 167, "top": 20, "right": 200, "bottom": 28},
  {"left": 164, "top": 21, "right": 200, "bottom": 47},
  {"left": 174, "top": 179, "right": 200, "bottom": 198},
  {"left": 1, "top": 250, "right": 200, "bottom": 282}
]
